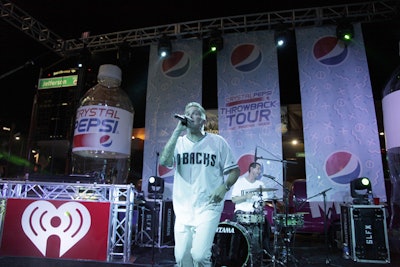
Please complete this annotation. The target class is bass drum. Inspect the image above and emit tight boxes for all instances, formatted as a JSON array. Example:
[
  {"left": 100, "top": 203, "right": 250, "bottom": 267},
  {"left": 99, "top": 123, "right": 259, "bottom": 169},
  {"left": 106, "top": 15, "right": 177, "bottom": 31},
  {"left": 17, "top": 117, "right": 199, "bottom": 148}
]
[{"left": 212, "top": 220, "right": 251, "bottom": 267}]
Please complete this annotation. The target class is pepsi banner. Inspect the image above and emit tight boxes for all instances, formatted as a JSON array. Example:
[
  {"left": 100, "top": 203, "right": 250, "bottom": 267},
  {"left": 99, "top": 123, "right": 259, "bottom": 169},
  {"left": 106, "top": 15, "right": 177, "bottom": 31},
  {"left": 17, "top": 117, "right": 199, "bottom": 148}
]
[
  {"left": 142, "top": 39, "right": 203, "bottom": 199},
  {"left": 0, "top": 198, "right": 110, "bottom": 260},
  {"left": 216, "top": 31, "right": 283, "bottom": 198},
  {"left": 295, "top": 24, "right": 386, "bottom": 204}
]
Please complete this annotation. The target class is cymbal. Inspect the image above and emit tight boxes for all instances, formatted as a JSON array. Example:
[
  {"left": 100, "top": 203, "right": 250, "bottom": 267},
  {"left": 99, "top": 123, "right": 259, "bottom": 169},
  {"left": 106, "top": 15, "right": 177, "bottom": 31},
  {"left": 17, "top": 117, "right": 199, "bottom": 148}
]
[{"left": 244, "top": 188, "right": 278, "bottom": 194}]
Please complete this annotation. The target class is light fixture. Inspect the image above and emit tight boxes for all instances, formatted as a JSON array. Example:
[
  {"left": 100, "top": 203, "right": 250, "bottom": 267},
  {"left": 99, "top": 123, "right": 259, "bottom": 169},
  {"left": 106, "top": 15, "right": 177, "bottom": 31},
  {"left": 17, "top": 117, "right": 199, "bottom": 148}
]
[
  {"left": 77, "top": 45, "right": 91, "bottom": 68},
  {"left": 117, "top": 41, "right": 132, "bottom": 67},
  {"left": 350, "top": 177, "right": 372, "bottom": 204},
  {"left": 148, "top": 176, "right": 164, "bottom": 199},
  {"left": 158, "top": 35, "right": 172, "bottom": 58},
  {"left": 208, "top": 30, "right": 223, "bottom": 53},
  {"left": 336, "top": 20, "right": 354, "bottom": 43},
  {"left": 274, "top": 24, "right": 290, "bottom": 48}
]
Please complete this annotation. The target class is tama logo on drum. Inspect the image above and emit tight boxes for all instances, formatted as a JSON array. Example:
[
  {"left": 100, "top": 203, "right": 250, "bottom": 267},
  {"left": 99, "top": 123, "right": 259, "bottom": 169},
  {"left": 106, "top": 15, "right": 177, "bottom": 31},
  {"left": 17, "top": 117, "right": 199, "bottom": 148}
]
[{"left": 216, "top": 226, "right": 235, "bottom": 234}]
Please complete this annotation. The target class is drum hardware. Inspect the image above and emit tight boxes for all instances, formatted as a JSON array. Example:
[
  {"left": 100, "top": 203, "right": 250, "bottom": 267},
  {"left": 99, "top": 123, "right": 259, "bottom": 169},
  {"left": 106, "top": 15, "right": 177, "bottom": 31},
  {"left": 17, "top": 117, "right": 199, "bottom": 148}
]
[
  {"left": 214, "top": 187, "right": 269, "bottom": 266},
  {"left": 212, "top": 220, "right": 252, "bottom": 266},
  {"left": 134, "top": 203, "right": 153, "bottom": 246},
  {"left": 303, "top": 188, "right": 341, "bottom": 266},
  {"left": 244, "top": 188, "right": 278, "bottom": 194}
]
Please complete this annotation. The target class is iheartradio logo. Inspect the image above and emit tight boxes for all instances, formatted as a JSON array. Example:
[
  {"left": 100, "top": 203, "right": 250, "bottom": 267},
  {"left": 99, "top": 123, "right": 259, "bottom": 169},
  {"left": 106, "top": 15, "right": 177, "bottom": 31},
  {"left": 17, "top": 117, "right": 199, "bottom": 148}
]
[{"left": 21, "top": 201, "right": 91, "bottom": 257}]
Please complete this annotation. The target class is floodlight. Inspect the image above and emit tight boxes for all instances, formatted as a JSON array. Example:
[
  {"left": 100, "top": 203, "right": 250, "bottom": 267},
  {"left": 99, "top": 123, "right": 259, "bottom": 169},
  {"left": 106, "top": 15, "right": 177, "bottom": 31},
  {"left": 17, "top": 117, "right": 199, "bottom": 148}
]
[
  {"left": 350, "top": 177, "right": 372, "bottom": 204},
  {"left": 148, "top": 176, "right": 164, "bottom": 199},
  {"left": 274, "top": 24, "right": 291, "bottom": 48},
  {"left": 336, "top": 20, "right": 354, "bottom": 43},
  {"left": 158, "top": 35, "right": 172, "bottom": 58},
  {"left": 208, "top": 30, "right": 223, "bottom": 52}
]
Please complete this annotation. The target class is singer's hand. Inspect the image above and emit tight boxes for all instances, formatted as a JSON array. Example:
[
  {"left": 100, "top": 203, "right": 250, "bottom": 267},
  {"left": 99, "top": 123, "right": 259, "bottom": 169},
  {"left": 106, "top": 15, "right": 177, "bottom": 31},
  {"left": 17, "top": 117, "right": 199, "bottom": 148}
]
[{"left": 208, "top": 185, "right": 226, "bottom": 204}]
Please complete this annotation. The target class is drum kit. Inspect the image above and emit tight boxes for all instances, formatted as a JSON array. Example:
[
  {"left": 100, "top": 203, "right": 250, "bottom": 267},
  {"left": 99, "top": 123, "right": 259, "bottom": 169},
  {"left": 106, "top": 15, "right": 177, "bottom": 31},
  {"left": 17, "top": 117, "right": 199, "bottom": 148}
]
[{"left": 212, "top": 187, "right": 305, "bottom": 267}]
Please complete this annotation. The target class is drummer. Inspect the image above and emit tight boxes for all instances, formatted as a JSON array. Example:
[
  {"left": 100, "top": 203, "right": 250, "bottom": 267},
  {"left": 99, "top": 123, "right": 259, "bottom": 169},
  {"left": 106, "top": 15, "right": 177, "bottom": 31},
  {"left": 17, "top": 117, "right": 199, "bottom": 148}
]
[{"left": 231, "top": 162, "right": 272, "bottom": 254}]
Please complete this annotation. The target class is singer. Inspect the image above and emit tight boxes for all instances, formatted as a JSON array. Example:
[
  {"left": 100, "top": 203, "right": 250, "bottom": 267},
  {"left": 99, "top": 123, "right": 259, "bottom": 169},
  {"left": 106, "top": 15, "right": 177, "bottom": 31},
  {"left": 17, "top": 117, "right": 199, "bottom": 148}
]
[{"left": 159, "top": 102, "right": 240, "bottom": 267}]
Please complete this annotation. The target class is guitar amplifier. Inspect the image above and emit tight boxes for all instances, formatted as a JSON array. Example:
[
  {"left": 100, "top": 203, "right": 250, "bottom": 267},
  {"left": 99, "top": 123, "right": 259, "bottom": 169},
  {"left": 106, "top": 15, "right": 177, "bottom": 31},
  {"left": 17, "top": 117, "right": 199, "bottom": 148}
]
[{"left": 340, "top": 204, "right": 390, "bottom": 263}]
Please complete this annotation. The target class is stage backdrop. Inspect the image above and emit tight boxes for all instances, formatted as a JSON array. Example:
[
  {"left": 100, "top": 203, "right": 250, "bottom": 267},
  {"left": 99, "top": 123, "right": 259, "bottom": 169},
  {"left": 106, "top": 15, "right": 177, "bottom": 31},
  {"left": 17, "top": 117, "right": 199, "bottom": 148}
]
[
  {"left": 296, "top": 23, "right": 386, "bottom": 207},
  {"left": 142, "top": 39, "right": 203, "bottom": 200},
  {"left": 216, "top": 31, "right": 284, "bottom": 199}
]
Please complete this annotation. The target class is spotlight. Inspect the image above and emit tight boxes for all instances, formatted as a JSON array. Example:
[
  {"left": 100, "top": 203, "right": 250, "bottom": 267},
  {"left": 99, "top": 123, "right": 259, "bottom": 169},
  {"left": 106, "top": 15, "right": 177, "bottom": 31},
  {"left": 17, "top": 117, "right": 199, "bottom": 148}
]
[
  {"left": 336, "top": 20, "right": 354, "bottom": 43},
  {"left": 208, "top": 30, "right": 223, "bottom": 53},
  {"left": 158, "top": 35, "right": 172, "bottom": 58},
  {"left": 77, "top": 45, "right": 91, "bottom": 68},
  {"left": 274, "top": 24, "right": 290, "bottom": 48},
  {"left": 148, "top": 176, "right": 164, "bottom": 199},
  {"left": 117, "top": 41, "right": 132, "bottom": 67},
  {"left": 350, "top": 177, "right": 372, "bottom": 204}
]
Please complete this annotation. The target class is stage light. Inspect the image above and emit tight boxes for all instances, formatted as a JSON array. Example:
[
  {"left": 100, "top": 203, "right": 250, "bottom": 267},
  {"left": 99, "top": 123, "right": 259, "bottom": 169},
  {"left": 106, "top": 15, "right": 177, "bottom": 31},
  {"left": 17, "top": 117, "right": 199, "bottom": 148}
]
[
  {"left": 208, "top": 30, "right": 223, "bottom": 53},
  {"left": 77, "top": 45, "right": 91, "bottom": 68},
  {"left": 274, "top": 24, "right": 290, "bottom": 48},
  {"left": 117, "top": 41, "right": 132, "bottom": 67},
  {"left": 148, "top": 176, "right": 164, "bottom": 199},
  {"left": 336, "top": 20, "right": 354, "bottom": 43},
  {"left": 350, "top": 177, "right": 372, "bottom": 204},
  {"left": 158, "top": 35, "right": 172, "bottom": 58}
]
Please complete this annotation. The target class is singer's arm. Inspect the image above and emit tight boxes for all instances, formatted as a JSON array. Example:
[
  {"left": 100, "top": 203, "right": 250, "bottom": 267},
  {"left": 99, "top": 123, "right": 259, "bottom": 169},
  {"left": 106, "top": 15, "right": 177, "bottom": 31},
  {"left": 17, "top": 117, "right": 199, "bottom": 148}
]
[{"left": 159, "top": 125, "right": 185, "bottom": 167}]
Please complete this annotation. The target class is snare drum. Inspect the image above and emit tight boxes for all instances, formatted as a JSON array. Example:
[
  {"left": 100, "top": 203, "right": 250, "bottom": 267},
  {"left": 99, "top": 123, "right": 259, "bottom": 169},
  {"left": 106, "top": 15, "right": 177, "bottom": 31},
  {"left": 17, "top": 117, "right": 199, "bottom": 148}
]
[
  {"left": 236, "top": 211, "right": 265, "bottom": 224},
  {"left": 273, "top": 213, "right": 304, "bottom": 228},
  {"left": 212, "top": 221, "right": 251, "bottom": 267}
]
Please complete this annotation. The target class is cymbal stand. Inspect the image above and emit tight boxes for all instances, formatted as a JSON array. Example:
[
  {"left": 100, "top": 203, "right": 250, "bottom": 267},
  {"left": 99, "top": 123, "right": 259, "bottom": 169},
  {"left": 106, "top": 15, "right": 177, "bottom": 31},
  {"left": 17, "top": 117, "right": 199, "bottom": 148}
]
[
  {"left": 264, "top": 175, "right": 299, "bottom": 266},
  {"left": 249, "top": 187, "right": 266, "bottom": 266}
]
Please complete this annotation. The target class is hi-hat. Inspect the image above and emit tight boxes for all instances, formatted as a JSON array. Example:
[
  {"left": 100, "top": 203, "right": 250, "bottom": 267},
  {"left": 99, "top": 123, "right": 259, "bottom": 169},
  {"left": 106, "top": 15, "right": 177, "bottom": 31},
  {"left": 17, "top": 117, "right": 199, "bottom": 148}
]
[{"left": 244, "top": 188, "right": 278, "bottom": 194}]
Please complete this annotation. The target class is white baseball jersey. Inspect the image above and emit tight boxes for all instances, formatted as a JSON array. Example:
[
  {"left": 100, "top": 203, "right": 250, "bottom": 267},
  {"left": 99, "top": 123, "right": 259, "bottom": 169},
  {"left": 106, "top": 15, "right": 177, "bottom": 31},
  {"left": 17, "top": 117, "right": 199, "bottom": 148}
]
[{"left": 172, "top": 132, "right": 238, "bottom": 226}]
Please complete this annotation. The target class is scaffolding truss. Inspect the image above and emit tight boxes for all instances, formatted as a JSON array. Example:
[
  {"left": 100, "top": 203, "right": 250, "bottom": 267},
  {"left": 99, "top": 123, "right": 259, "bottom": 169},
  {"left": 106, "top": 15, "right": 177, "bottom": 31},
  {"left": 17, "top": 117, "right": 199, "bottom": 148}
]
[
  {"left": 0, "top": 181, "right": 136, "bottom": 263},
  {"left": 0, "top": 0, "right": 398, "bottom": 56}
]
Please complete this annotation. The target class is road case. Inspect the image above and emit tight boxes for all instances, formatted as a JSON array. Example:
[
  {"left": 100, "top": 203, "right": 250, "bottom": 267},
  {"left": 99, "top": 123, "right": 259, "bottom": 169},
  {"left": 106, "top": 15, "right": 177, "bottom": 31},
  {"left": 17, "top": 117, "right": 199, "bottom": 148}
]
[{"left": 340, "top": 204, "right": 390, "bottom": 264}]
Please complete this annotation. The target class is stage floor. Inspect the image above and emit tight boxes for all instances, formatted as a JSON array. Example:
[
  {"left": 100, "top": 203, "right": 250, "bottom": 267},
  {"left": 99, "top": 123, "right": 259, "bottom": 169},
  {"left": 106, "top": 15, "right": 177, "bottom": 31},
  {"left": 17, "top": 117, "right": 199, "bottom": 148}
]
[{"left": 0, "top": 233, "right": 398, "bottom": 267}]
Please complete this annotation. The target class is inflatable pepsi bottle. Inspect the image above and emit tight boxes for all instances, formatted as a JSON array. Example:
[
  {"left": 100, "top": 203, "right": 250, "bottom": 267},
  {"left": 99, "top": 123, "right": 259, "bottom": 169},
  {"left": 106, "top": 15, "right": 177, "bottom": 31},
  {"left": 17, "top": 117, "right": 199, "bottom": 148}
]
[
  {"left": 382, "top": 65, "right": 400, "bottom": 235},
  {"left": 72, "top": 64, "right": 134, "bottom": 184}
]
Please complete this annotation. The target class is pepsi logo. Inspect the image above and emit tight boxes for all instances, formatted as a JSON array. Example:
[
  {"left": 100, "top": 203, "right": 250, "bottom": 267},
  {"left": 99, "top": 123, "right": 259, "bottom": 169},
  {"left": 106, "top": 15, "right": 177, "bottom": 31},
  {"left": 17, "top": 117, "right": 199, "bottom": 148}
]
[
  {"left": 313, "top": 36, "right": 348, "bottom": 66},
  {"left": 100, "top": 135, "right": 112, "bottom": 147},
  {"left": 325, "top": 151, "right": 361, "bottom": 184},
  {"left": 162, "top": 51, "right": 190, "bottom": 78},
  {"left": 237, "top": 153, "right": 264, "bottom": 179},
  {"left": 157, "top": 164, "right": 175, "bottom": 184},
  {"left": 231, "top": 44, "right": 262, "bottom": 72}
]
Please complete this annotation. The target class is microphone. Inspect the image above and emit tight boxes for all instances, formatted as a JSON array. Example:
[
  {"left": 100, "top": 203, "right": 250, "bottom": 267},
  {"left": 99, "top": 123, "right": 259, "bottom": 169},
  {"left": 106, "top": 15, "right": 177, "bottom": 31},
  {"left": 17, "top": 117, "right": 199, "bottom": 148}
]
[
  {"left": 255, "top": 147, "right": 258, "bottom": 161},
  {"left": 174, "top": 114, "right": 192, "bottom": 126},
  {"left": 263, "top": 174, "right": 276, "bottom": 180}
]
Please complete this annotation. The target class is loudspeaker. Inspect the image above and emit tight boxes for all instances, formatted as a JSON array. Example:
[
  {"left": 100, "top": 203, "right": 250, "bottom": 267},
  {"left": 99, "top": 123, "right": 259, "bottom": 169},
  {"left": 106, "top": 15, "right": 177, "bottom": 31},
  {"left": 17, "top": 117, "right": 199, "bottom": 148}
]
[
  {"left": 341, "top": 204, "right": 390, "bottom": 263},
  {"left": 137, "top": 200, "right": 175, "bottom": 248}
]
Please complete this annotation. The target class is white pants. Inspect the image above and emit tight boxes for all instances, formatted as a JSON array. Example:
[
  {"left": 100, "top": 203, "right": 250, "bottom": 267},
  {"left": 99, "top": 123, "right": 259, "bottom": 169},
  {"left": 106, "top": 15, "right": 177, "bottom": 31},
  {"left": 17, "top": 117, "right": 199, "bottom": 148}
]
[{"left": 174, "top": 215, "right": 220, "bottom": 267}]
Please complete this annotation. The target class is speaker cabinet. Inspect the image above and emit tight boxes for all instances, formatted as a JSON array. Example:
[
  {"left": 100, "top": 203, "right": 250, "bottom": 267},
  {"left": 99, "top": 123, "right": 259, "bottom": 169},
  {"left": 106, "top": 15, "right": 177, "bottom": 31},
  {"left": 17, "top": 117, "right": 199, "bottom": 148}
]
[
  {"left": 136, "top": 200, "right": 175, "bottom": 248},
  {"left": 340, "top": 204, "right": 390, "bottom": 263}
]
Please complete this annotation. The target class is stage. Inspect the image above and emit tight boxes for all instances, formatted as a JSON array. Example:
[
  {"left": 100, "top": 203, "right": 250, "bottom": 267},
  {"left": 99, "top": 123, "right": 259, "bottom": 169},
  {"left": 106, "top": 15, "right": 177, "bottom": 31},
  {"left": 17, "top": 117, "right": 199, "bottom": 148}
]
[{"left": 1, "top": 233, "right": 398, "bottom": 267}]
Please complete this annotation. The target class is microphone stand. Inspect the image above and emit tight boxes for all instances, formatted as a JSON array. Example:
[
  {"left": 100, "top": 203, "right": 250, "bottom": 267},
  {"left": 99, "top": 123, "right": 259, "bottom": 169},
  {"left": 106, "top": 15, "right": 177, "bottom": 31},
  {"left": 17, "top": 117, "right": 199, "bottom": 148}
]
[
  {"left": 151, "top": 152, "right": 161, "bottom": 267},
  {"left": 306, "top": 188, "right": 342, "bottom": 267}
]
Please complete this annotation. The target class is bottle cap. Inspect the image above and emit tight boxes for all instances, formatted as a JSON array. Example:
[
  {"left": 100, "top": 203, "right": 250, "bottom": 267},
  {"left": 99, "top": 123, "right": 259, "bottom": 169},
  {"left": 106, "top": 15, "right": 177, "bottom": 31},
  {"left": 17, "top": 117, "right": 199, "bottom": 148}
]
[{"left": 97, "top": 64, "right": 122, "bottom": 82}]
